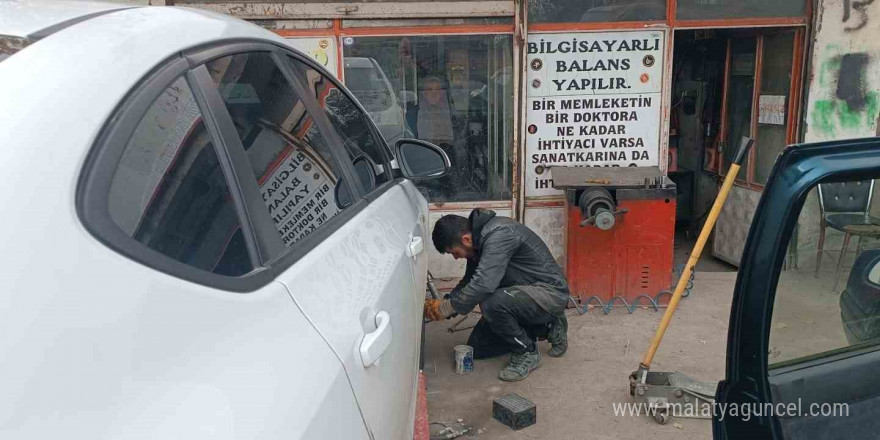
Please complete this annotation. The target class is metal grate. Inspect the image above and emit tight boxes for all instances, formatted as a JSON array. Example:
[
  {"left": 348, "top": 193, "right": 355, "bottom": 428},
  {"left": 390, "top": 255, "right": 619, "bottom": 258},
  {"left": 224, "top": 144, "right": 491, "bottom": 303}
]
[{"left": 494, "top": 394, "right": 535, "bottom": 412}]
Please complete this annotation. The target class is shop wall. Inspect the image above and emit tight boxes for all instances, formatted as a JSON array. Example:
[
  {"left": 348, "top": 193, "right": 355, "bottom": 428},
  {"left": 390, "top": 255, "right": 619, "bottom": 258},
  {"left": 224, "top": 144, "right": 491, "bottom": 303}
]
[
  {"left": 523, "top": 206, "right": 566, "bottom": 267},
  {"left": 427, "top": 208, "right": 513, "bottom": 283},
  {"left": 426, "top": 206, "right": 564, "bottom": 284},
  {"left": 796, "top": 0, "right": 880, "bottom": 266}
]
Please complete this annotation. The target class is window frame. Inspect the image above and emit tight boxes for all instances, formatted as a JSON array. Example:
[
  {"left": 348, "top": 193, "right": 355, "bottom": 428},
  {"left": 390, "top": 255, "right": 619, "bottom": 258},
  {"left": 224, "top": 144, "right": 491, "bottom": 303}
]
[
  {"left": 339, "top": 32, "right": 518, "bottom": 203},
  {"left": 706, "top": 28, "right": 805, "bottom": 190},
  {"left": 186, "top": 42, "right": 401, "bottom": 263},
  {"left": 280, "top": 51, "right": 397, "bottom": 170},
  {"left": 78, "top": 39, "right": 405, "bottom": 293},
  {"left": 718, "top": 137, "right": 880, "bottom": 434},
  {"left": 76, "top": 54, "right": 274, "bottom": 291}
]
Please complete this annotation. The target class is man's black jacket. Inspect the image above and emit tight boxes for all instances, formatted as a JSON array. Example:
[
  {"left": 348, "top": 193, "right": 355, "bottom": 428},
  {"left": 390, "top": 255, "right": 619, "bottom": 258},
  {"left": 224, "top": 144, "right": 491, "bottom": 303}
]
[{"left": 448, "top": 209, "right": 570, "bottom": 316}]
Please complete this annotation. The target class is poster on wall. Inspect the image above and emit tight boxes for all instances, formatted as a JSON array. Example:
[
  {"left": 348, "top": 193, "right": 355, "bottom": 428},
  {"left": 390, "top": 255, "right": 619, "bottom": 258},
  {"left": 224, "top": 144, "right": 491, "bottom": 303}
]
[
  {"left": 284, "top": 37, "right": 339, "bottom": 78},
  {"left": 526, "top": 31, "right": 665, "bottom": 197}
]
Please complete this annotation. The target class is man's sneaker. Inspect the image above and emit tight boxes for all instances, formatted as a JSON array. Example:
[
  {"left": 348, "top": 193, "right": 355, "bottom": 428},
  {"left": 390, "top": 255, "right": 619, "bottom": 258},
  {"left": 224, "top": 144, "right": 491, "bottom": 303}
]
[
  {"left": 498, "top": 349, "right": 541, "bottom": 382},
  {"left": 547, "top": 314, "right": 568, "bottom": 358}
]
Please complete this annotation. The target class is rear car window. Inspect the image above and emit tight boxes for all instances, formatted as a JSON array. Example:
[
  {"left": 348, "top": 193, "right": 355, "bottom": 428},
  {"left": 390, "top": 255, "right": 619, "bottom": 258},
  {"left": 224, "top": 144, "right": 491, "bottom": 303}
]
[{"left": 106, "top": 76, "right": 253, "bottom": 277}]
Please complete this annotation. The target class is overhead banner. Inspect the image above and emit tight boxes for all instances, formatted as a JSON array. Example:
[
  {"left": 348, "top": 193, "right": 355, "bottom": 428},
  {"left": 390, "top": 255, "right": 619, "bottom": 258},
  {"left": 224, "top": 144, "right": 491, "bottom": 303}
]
[{"left": 526, "top": 31, "right": 665, "bottom": 197}]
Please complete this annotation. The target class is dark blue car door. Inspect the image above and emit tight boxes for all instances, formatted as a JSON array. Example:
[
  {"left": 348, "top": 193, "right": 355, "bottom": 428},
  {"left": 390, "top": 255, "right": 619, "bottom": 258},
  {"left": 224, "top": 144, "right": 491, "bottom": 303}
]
[{"left": 715, "top": 137, "right": 880, "bottom": 440}]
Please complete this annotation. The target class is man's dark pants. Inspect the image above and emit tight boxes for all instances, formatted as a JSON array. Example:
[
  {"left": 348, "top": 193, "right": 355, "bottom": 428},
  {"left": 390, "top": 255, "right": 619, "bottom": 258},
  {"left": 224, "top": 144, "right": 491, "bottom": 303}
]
[{"left": 466, "top": 286, "right": 557, "bottom": 359}]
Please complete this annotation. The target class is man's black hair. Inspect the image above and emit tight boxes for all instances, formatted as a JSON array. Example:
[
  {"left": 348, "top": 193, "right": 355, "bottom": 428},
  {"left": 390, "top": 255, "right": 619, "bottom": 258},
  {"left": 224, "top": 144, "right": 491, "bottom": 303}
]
[{"left": 432, "top": 215, "right": 471, "bottom": 254}]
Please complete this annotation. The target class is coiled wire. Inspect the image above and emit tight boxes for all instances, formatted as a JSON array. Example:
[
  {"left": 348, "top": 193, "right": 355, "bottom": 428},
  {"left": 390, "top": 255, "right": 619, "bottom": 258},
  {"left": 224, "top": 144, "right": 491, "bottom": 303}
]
[{"left": 568, "top": 267, "right": 695, "bottom": 315}]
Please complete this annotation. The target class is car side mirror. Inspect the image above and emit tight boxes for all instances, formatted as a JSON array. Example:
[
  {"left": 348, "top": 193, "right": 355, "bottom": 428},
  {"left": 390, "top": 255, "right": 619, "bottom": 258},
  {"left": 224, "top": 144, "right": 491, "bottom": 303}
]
[{"left": 394, "top": 139, "right": 450, "bottom": 180}]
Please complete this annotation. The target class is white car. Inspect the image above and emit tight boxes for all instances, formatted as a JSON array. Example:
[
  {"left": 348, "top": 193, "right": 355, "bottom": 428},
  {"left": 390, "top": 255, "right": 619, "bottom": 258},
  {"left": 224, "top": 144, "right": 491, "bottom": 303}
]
[
  {"left": 0, "top": 2, "right": 449, "bottom": 439},
  {"left": 343, "top": 57, "right": 412, "bottom": 145}
]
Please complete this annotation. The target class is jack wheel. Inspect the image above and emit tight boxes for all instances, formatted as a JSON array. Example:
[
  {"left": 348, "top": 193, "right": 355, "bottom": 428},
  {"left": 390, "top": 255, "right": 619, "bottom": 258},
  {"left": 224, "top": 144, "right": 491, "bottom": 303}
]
[{"left": 653, "top": 410, "right": 669, "bottom": 425}]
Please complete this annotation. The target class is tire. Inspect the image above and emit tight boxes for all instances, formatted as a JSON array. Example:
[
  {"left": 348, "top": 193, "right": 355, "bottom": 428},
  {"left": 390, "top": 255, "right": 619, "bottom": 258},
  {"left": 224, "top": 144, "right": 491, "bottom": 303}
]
[{"left": 653, "top": 410, "right": 669, "bottom": 425}]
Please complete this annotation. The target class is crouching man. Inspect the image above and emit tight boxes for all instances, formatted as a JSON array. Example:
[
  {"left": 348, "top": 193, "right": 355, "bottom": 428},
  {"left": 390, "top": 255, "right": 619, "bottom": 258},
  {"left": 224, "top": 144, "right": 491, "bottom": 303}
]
[{"left": 425, "top": 209, "right": 570, "bottom": 382}]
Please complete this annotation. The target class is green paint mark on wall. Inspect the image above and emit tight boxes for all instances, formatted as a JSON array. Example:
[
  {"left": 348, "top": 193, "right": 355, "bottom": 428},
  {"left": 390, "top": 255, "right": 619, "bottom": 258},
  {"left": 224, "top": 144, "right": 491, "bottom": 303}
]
[
  {"left": 818, "top": 57, "right": 841, "bottom": 88},
  {"left": 811, "top": 92, "right": 879, "bottom": 136},
  {"left": 812, "top": 101, "right": 836, "bottom": 134}
]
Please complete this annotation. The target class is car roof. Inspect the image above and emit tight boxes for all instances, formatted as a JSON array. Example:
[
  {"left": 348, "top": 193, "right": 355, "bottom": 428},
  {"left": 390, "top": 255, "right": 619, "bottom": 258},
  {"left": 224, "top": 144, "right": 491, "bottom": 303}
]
[
  {"left": 0, "top": 0, "right": 132, "bottom": 38},
  {"left": 0, "top": 6, "right": 293, "bottom": 220}
]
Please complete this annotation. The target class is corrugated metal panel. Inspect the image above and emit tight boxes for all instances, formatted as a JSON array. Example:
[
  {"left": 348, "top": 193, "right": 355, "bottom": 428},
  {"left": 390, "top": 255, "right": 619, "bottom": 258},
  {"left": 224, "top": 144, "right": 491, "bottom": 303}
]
[{"left": 713, "top": 184, "right": 761, "bottom": 266}]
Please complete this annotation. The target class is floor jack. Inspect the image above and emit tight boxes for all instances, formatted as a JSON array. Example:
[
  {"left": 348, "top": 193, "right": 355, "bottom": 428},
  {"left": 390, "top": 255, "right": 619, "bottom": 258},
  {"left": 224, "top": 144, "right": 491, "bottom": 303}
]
[{"left": 629, "top": 138, "right": 754, "bottom": 425}]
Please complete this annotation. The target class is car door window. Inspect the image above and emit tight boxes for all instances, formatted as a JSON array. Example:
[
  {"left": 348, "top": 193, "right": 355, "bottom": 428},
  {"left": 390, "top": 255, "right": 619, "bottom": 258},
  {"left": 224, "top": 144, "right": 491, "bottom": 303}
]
[
  {"left": 107, "top": 76, "right": 253, "bottom": 277},
  {"left": 769, "top": 178, "right": 880, "bottom": 367},
  {"left": 205, "top": 52, "right": 355, "bottom": 249},
  {"left": 286, "top": 56, "right": 391, "bottom": 193}
]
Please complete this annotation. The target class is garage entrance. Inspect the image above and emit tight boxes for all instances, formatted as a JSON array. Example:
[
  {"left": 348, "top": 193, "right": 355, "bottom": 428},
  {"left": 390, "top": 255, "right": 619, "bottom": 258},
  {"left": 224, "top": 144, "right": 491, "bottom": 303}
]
[{"left": 669, "top": 27, "right": 805, "bottom": 265}]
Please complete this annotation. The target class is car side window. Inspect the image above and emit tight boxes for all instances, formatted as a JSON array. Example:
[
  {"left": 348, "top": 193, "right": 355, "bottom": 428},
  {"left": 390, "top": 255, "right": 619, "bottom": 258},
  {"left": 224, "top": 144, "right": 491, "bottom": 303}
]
[
  {"left": 769, "top": 178, "right": 880, "bottom": 367},
  {"left": 205, "top": 52, "right": 351, "bottom": 249},
  {"left": 107, "top": 76, "right": 253, "bottom": 277},
  {"left": 286, "top": 56, "right": 391, "bottom": 193}
]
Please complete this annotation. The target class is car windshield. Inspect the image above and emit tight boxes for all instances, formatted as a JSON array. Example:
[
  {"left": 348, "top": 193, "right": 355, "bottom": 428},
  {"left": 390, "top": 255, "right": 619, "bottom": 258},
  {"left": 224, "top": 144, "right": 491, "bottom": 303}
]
[
  {"left": 0, "top": 35, "right": 31, "bottom": 63},
  {"left": 343, "top": 65, "right": 395, "bottom": 113}
]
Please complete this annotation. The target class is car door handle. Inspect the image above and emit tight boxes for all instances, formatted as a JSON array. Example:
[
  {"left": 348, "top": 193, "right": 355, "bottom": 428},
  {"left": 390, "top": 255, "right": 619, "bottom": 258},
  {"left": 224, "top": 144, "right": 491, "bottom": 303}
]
[
  {"left": 407, "top": 236, "right": 424, "bottom": 257},
  {"left": 360, "top": 311, "right": 393, "bottom": 367}
]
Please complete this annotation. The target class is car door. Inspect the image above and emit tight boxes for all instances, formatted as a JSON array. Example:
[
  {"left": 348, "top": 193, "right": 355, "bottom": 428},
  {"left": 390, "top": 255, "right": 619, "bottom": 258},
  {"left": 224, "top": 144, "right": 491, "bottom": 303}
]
[
  {"left": 194, "top": 45, "right": 426, "bottom": 439},
  {"left": 281, "top": 52, "right": 428, "bottom": 440},
  {"left": 715, "top": 137, "right": 880, "bottom": 439},
  {"left": 67, "top": 56, "right": 368, "bottom": 439}
]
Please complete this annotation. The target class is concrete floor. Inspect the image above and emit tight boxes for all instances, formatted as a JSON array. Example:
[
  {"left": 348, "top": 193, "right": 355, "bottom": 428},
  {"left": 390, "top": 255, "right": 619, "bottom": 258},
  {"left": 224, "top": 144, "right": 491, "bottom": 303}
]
[
  {"left": 769, "top": 257, "right": 853, "bottom": 364},
  {"left": 423, "top": 270, "right": 736, "bottom": 440},
  {"left": 423, "top": 234, "right": 859, "bottom": 439},
  {"left": 673, "top": 232, "right": 737, "bottom": 273}
]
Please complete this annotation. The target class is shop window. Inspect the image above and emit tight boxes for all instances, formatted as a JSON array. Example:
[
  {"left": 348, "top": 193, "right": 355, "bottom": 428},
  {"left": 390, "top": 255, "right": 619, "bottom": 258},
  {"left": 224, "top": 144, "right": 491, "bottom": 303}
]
[
  {"left": 722, "top": 37, "right": 756, "bottom": 174},
  {"left": 528, "top": 0, "right": 666, "bottom": 23},
  {"left": 705, "top": 30, "right": 799, "bottom": 186},
  {"left": 755, "top": 32, "right": 795, "bottom": 185},
  {"left": 677, "top": 0, "right": 806, "bottom": 20},
  {"left": 343, "top": 34, "right": 514, "bottom": 202}
]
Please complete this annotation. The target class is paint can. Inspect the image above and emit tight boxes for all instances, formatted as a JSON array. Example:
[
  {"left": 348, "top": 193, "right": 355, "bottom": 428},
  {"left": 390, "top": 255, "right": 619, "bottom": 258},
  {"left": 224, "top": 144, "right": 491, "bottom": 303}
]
[{"left": 454, "top": 345, "right": 474, "bottom": 375}]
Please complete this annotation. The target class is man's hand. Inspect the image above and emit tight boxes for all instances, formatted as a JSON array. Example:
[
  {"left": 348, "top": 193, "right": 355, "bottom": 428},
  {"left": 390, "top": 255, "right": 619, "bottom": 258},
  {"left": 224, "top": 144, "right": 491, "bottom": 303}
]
[{"left": 424, "top": 298, "right": 456, "bottom": 321}]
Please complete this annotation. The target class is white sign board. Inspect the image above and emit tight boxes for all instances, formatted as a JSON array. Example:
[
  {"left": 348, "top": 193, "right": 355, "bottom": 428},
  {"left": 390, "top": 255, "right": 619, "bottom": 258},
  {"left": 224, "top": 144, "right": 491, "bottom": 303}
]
[
  {"left": 758, "top": 95, "right": 786, "bottom": 125},
  {"left": 261, "top": 147, "right": 340, "bottom": 247},
  {"left": 285, "top": 37, "right": 339, "bottom": 78},
  {"left": 526, "top": 31, "right": 665, "bottom": 197}
]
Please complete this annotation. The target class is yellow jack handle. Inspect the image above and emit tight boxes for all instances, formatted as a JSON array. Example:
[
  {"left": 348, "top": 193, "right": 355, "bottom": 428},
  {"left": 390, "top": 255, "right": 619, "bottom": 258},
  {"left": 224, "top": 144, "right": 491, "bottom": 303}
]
[{"left": 636, "top": 137, "right": 755, "bottom": 381}]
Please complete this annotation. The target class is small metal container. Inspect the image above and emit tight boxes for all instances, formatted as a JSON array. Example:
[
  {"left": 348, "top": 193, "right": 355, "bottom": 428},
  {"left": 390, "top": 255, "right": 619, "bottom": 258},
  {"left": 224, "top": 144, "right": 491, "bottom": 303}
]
[{"left": 454, "top": 345, "right": 474, "bottom": 375}]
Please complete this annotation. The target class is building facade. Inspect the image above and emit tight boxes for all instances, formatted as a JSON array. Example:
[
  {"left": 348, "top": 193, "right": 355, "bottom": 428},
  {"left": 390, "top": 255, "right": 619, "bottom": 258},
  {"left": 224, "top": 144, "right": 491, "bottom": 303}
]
[{"left": 171, "top": 0, "right": 876, "bottom": 280}]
